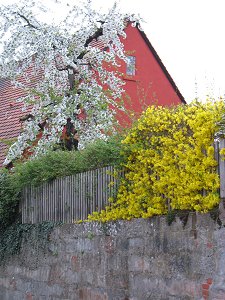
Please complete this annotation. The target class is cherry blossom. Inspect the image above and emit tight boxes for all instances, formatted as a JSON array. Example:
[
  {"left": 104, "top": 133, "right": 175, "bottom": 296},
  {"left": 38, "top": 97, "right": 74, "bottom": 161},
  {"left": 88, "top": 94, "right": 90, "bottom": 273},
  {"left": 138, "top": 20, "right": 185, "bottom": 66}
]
[{"left": 0, "top": 0, "right": 141, "bottom": 164}]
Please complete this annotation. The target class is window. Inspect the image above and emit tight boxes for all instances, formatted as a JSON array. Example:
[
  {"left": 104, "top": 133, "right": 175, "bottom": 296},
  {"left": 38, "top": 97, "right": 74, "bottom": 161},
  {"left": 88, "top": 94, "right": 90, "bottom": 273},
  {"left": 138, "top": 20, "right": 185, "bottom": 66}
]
[{"left": 126, "top": 56, "right": 136, "bottom": 76}]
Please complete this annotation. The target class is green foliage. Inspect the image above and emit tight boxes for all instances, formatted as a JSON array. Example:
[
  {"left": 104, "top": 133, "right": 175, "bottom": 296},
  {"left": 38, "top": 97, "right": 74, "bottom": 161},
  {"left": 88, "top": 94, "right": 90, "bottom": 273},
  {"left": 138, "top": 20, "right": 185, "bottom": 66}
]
[
  {"left": 209, "top": 206, "right": 222, "bottom": 227},
  {"left": 166, "top": 210, "right": 190, "bottom": 227},
  {"left": 166, "top": 210, "right": 177, "bottom": 226},
  {"left": 0, "top": 172, "right": 21, "bottom": 229},
  {"left": 0, "top": 222, "right": 61, "bottom": 264},
  {"left": 13, "top": 136, "right": 123, "bottom": 186},
  {"left": 0, "top": 137, "right": 123, "bottom": 229}
]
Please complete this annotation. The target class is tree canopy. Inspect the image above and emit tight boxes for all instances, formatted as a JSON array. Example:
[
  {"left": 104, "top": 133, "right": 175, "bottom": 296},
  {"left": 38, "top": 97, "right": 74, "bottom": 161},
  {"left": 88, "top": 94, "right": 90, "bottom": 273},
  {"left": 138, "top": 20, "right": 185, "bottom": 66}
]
[{"left": 0, "top": 0, "right": 141, "bottom": 164}]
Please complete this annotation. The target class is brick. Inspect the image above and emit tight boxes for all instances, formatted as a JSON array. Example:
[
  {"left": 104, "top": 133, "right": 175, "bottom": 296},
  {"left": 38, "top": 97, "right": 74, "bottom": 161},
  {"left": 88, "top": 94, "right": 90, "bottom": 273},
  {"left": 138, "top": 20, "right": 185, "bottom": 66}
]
[
  {"left": 104, "top": 236, "right": 116, "bottom": 254},
  {"left": 71, "top": 255, "right": 80, "bottom": 271},
  {"left": 202, "top": 283, "right": 209, "bottom": 290},
  {"left": 202, "top": 289, "right": 209, "bottom": 298},
  {"left": 9, "top": 278, "right": 17, "bottom": 290},
  {"left": 79, "top": 288, "right": 108, "bottom": 300},
  {"left": 25, "top": 292, "right": 33, "bottom": 300},
  {"left": 207, "top": 242, "right": 213, "bottom": 248}
]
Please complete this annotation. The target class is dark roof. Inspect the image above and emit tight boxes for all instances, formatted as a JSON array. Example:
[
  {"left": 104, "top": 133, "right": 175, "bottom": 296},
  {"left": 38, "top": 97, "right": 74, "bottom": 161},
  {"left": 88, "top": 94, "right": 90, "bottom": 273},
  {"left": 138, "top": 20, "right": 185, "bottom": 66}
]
[{"left": 138, "top": 28, "right": 186, "bottom": 104}]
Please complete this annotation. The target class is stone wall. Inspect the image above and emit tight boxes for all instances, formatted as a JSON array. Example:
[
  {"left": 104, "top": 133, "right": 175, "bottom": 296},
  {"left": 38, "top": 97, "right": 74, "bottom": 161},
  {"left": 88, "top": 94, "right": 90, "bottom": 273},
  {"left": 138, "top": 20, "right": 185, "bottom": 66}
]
[{"left": 0, "top": 214, "right": 225, "bottom": 300}]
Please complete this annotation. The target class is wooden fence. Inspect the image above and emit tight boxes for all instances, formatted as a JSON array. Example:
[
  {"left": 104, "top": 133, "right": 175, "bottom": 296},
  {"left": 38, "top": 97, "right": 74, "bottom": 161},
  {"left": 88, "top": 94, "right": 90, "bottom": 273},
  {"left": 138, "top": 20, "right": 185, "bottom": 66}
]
[
  {"left": 21, "top": 140, "right": 225, "bottom": 224},
  {"left": 21, "top": 166, "right": 122, "bottom": 224}
]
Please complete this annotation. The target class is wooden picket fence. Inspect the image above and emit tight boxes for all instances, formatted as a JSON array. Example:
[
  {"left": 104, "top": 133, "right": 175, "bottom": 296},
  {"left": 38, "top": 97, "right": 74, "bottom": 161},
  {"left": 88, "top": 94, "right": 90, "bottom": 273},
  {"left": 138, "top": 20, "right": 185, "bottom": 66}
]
[
  {"left": 21, "top": 166, "right": 123, "bottom": 224},
  {"left": 21, "top": 140, "right": 225, "bottom": 224}
]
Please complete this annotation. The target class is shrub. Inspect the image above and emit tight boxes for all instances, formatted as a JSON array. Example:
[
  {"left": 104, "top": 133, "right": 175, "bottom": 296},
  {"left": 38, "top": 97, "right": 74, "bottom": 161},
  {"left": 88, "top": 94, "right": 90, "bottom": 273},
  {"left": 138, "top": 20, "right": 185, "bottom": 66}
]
[
  {"left": 12, "top": 135, "right": 123, "bottom": 186},
  {"left": 89, "top": 100, "right": 225, "bottom": 222},
  {"left": 0, "top": 172, "right": 21, "bottom": 229},
  {"left": 0, "top": 136, "right": 123, "bottom": 228}
]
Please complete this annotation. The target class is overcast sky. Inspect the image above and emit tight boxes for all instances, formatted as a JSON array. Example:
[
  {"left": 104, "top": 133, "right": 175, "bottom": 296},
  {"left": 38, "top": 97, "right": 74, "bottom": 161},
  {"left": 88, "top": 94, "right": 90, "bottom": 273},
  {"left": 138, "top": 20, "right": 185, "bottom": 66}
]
[{"left": 1, "top": 0, "right": 225, "bottom": 103}]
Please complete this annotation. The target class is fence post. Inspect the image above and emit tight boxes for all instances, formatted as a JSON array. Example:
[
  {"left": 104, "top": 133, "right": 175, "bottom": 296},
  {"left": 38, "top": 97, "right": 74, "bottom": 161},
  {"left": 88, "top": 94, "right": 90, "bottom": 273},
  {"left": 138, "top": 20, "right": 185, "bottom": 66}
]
[
  {"left": 219, "top": 139, "right": 225, "bottom": 215},
  {"left": 219, "top": 140, "right": 225, "bottom": 199}
]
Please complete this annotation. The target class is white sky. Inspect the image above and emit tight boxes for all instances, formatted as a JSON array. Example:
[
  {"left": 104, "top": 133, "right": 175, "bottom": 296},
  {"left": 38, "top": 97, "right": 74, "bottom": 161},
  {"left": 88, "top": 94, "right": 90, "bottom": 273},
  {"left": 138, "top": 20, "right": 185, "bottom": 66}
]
[{"left": 1, "top": 0, "right": 225, "bottom": 103}]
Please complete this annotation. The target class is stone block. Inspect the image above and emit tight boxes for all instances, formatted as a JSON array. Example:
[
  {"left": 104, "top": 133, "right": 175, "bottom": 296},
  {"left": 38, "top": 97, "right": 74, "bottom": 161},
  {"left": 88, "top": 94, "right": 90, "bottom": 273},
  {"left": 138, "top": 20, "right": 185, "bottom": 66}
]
[
  {"left": 128, "top": 255, "right": 150, "bottom": 273},
  {"left": 1, "top": 216, "right": 225, "bottom": 299},
  {"left": 106, "top": 254, "right": 127, "bottom": 272},
  {"left": 78, "top": 287, "right": 108, "bottom": 300}
]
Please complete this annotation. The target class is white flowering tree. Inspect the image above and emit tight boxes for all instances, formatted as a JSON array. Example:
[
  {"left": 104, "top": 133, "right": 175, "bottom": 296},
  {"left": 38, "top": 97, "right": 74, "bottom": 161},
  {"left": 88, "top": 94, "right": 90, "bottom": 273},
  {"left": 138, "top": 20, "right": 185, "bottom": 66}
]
[{"left": 0, "top": 0, "right": 140, "bottom": 164}]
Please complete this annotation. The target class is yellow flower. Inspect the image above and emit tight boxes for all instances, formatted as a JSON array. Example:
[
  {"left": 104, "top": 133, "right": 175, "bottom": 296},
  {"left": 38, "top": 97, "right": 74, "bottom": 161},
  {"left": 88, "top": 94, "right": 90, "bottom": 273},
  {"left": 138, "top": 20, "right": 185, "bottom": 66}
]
[{"left": 88, "top": 99, "right": 224, "bottom": 222}]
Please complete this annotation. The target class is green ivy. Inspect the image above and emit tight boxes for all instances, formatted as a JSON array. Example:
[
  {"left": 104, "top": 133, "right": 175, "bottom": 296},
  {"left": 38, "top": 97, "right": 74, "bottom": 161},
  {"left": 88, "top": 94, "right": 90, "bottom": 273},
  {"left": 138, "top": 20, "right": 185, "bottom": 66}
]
[{"left": 0, "top": 222, "right": 61, "bottom": 264}]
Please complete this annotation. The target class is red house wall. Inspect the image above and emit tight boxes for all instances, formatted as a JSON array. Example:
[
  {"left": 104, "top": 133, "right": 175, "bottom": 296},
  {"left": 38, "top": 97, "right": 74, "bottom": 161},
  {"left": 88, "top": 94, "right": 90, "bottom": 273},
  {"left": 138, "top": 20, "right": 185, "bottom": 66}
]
[{"left": 115, "top": 24, "right": 185, "bottom": 125}]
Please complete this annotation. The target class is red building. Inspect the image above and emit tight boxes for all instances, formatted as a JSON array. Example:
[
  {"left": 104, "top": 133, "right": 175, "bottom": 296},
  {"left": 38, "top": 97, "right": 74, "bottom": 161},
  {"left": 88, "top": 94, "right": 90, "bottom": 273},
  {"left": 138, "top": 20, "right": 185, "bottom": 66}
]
[
  {"left": 116, "top": 24, "right": 185, "bottom": 124},
  {"left": 0, "top": 24, "right": 185, "bottom": 167}
]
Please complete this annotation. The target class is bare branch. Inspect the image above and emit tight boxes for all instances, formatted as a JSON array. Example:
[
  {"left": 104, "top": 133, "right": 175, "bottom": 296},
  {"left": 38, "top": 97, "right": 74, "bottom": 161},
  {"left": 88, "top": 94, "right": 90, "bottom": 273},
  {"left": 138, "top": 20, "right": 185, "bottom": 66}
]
[
  {"left": 19, "top": 114, "right": 34, "bottom": 122},
  {"left": 84, "top": 27, "right": 103, "bottom": 47},
  {"left": 17, "top": 12, "right": 39, "bottom": 30}
]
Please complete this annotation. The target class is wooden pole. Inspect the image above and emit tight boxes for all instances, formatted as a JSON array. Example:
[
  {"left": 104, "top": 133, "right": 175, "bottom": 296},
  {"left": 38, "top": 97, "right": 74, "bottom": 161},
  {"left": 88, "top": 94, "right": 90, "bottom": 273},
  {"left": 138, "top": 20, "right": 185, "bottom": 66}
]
[
  {"left": 219, "top": 139, "right": 225, "bottom": 223},
  {"left": 219, "top": 139, "right": 225, "bottom": 202}
]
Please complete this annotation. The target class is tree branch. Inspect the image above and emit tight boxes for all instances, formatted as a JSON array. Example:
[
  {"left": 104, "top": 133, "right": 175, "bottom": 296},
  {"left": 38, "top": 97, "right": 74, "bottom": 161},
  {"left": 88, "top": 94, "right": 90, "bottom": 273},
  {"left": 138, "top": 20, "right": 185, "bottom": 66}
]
[
  {"left": 75, "top": 26, "right": 105, "bottom": 62},
  {"left": 17, "top": 12, "right": 39, "bottom": 30},
  {"left": 54, "top": 25, "right": 105, "bottom": 90},
  {"left": 84, "top": 27, "right": 103, "bottom": 47}
]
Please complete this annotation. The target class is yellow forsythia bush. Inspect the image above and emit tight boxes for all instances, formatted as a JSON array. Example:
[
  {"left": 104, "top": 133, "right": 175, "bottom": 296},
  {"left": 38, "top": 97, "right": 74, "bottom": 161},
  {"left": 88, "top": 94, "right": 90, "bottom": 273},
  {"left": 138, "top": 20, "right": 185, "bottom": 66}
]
[{"left": 89, "top": 100, "right": 225, "bottom": 222}]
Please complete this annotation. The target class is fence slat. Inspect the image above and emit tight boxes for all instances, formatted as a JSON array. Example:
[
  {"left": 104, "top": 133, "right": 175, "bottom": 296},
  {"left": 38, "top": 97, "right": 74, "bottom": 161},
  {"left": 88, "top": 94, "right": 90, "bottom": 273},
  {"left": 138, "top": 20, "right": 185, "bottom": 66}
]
[{"left": 21, "top": 166, "right": 121, "bottom": 224}]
